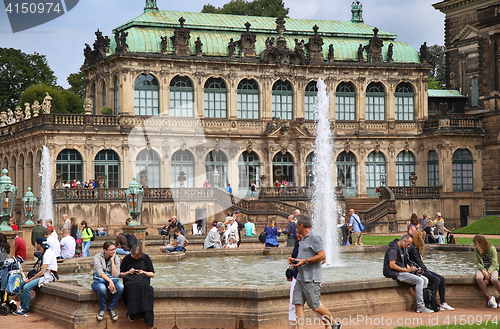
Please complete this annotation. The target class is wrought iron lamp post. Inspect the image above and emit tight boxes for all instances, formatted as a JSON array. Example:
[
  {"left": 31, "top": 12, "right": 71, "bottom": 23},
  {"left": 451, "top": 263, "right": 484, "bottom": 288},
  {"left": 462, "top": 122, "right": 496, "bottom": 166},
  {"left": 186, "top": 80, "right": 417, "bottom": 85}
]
[
  {"left": 0, "top": 169, "right": 18, "bottom": 231},
  {"left": 213, "top": 167, "right": 220, "bottom": 188},
  {"left": 125, "top": 176, "right": 144, "bottom": 226},
  {"left": 21, "top": 187, "right": 37, "bottom": 225},
  {"left": 380, "top": 171, "right": 386, "bottom": 187}
]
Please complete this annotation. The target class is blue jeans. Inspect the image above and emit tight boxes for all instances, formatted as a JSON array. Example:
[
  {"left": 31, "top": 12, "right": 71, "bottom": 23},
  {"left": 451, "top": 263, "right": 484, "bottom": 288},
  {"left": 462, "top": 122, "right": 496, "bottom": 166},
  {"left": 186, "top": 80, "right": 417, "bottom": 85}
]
[
  {"left": 20, "top": 278, "right": 40, "bottom": 311},
  {"left": 115, "top": 248, "right": 130, "bottom": 255},
  {"left": 82, "top": 240, "right": 91, "bottom": 257},
  {"left": 91, "top": 280, "right": 124, "bottom": 311}
]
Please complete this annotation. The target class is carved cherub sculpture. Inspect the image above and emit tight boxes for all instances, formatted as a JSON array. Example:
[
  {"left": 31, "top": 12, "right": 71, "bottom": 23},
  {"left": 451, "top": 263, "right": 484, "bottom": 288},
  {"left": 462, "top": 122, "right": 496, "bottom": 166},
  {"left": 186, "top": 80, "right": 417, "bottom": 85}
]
[{"left": 24, "top": 103, "right": 31, "bottom": 119}]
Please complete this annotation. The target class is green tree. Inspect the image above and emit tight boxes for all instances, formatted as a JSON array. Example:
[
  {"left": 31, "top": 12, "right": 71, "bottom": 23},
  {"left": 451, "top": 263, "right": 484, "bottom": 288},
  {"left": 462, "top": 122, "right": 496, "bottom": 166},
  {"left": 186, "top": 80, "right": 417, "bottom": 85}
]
[
  {"left": 0, "top": 48, "right": 57, "bottom": 111},
  {"left": 428, "top": 76, "right": 444, "bottom": 90},
  {"left": 202, "top": 0, "right": 289, "bottom": 17},
  {"left": 19, "top": 83, "right": 83, "bottom": 114},
  {"left": 67, "top": 71, "right": 86, "bottom": 100},
  {"left": 427, "top": 45, "right": 445, "bottom": 89}
]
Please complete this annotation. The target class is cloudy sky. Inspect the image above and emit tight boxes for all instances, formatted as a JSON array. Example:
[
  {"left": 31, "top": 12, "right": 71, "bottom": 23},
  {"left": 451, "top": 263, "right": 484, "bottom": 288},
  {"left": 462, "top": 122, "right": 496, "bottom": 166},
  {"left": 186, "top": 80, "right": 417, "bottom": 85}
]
[{"left": 0, "top": 0, "right": 445, "bottom": 88}]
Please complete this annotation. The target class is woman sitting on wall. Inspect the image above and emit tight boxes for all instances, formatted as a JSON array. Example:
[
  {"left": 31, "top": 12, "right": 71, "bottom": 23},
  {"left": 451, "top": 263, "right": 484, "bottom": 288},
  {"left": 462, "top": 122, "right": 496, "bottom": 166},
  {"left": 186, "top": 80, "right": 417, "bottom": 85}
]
[
  {"left": 264, "top": 219, "right": 282, "bottom": 248},
  {"left": 120, "top": 245, "right": 155, "bottom": 325},
  {"left": 407, "top": 214, "right": 419, "bottom": 236},
  {"left": 473, "top": 234, "right": 500, "bottom": 308}
]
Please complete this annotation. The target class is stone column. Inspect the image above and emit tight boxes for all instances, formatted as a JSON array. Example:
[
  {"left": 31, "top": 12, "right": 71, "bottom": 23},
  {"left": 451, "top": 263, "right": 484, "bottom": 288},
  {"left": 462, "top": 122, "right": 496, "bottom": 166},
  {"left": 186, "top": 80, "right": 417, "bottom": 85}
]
[
  {"left": 3, "top": 230, "right": 17, "bottom": 257},
  {"left": 122, "top": 225, "right": 147, "bottom": 252},
  {"left": 21, "top": 224, "right": 35, "bottom": 260}
]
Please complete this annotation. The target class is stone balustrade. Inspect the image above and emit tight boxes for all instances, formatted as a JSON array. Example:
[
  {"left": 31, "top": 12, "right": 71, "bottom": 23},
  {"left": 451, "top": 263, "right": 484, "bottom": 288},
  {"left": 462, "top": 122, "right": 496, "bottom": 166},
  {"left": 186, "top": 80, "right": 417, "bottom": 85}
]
[{"left": 389, "top": 186, "right": 442, "bottom": 198}]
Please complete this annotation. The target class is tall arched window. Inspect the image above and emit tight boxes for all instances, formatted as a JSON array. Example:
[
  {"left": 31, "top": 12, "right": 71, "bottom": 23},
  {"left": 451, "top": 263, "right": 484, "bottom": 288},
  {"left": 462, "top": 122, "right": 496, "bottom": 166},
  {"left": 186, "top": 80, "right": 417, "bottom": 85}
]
[
  {"left": 237, "top": 79, "right": 259, "bottom": 119},
  {"left": 452, "top": 149, "right": 473, "bottom": 191},
  {"left": 471, "top": 78, "right": 479, "bottom": 107},
  {"left": 396, "top": 151, "right": 415, "bottom": 186},
  {"left": 204, "top": 77, "right": 227, "bottom": 118},
  {"left": 395, "top": 83, "right": 414, "bottom": 121},
  {"left": 171, "top": 150, "right": 195, "bottom": 188},
  {"left": 337, "top": 151, "right": 357, "bottom": 197},
  {"left": 336, "top": 82, "right": 356, "bottom": 121},
  {"left": 113, "top": 77, "right": 119, "bottom": 115},
  {"left": 428, "top": 150, "right": 439, "bottom": 187},
  {"left": 136, "top": 149, "right": 161, "bottom": 188},
  {"left": 56, "top": 149, "right": 83, "bottom": 183},
  {"left": 305, "top": 153, "right": 314, "bottom": 187},
  {"left": 272, "top": 80, "right": 293, "bottom": 120},
  {"left": 94, "top": 150, "right": 120, "bottom": 188},
  {"left": 170, "top": 76, "right": 194, "bottom": 117},
  {"left": 366, "top": 151, "right": 386, "bottom": 197},
  {"left": 20, "top": 154, "right": 25, "bottom": 194},
  {"left": 238, "top": 151, "right": 260, "bottom": 197},
  {"left": 205, "top": 150, "right": 228, "bottom": 187},
  {"left": 366, "top": 82, "right": 385, "bottom": 121},
  {"left": 304, "top": 81, "right": 318, "bottom": 120},
  {"left": 134, "top": 74, "right": 159, "bottom": 115},
  {"left": 273, "top": 152, "right": 294, "bottom": 184},
  {"left": 102, "top": 82, "right": 107, "bottom": 108}
]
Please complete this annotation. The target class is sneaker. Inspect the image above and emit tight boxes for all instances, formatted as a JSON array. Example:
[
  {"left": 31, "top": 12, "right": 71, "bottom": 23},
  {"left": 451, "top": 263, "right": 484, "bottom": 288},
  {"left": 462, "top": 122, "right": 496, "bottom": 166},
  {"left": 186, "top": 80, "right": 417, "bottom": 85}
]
[
  {"left": 13, "top": 309, "right": 28, "bottom": 316},
  {"left": 128, "top": 314, "right": 136, "bottom": 322},
  {"left": 488, "top": 296, "right": 497, "bottom": 309},
  {"left": 331, "top": 320, "right": 341, "bottom": 329},
  {"left": 109, "top": 309, "right": 118, "bottom": 321},
  {"left": 440, "top": 302, "right": 454, "bottom": 311},
  {"left": 96, "top": 310, "right": 105, "bottom": 321},
  {"left": 416, "top": 307, "right": 434, "bottom": 313}
]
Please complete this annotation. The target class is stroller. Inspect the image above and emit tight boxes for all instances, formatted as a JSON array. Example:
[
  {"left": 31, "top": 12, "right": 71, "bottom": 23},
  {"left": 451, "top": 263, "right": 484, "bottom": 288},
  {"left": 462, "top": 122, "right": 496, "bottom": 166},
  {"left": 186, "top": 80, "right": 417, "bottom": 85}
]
[{"left": 0, "top": 257, "right": 24, "bottom": 315}]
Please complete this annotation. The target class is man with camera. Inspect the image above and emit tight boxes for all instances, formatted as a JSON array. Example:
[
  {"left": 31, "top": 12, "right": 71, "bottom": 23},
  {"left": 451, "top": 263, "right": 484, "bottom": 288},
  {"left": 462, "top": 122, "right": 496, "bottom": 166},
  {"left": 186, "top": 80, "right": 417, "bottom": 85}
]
[{"left": 383, "top": 234, "right": 434, "bottom": 313}]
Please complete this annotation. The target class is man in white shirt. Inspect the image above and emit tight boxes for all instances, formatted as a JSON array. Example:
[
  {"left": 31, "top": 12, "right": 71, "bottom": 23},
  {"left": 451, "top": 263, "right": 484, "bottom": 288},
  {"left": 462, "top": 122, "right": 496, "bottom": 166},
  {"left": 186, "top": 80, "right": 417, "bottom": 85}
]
[
  {"left": 44, "top": 228, "right": 61, "bottom": 259},
  {"left": 62, "top": 213, "right": 70, "bottom": 232},
  {"left": 60, "top": 229, "right": 76, "bottom": 259}
]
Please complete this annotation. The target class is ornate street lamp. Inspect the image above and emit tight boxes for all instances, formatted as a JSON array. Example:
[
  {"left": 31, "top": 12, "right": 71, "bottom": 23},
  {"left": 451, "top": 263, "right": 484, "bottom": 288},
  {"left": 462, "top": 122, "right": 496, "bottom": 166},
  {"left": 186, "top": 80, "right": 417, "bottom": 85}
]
[
  {"left": 0, "top": 169, "right": 18, "bottom": 231},
  {"left": 380, "top": 171, "right": 386, "bottom": 187},
  {"left": 125, "top": 176, "right": 144, "bottom": 226},
  {"left": 213, "top": 167, "right": 220, "bottom": 188},
  {"left": 21, "top": 187, "right": 37, "bottom": 225}
]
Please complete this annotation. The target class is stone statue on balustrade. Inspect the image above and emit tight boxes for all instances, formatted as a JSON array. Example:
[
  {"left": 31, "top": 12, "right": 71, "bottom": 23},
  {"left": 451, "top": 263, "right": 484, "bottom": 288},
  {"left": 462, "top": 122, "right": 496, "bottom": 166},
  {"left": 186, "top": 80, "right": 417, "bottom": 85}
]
[
  {"left": 7, "top": 109, "right": 14, "bottom": 124},
  {"left": 15, "top": 106, "right": 23, "bottom": 122},
  {"left": 42, "top": 92, "right": 52, "bottom": 114},
  {"left": 32, "top": 100, "right": 41, "bottom": 117},
  {"left": 84, "top": 98, "right": 93, "bottom": 115},
  {"left": 0, "top": 112, "right": 7, "bottom": 127},
  {"left": 409, "top": 172, "right": 418, "bottom": 186},
  {"left": 140, "top": 170, "right": 148, "bottom": 188},
  {"left": 24, "top": 103, "right": 31, "bottom": 119}
]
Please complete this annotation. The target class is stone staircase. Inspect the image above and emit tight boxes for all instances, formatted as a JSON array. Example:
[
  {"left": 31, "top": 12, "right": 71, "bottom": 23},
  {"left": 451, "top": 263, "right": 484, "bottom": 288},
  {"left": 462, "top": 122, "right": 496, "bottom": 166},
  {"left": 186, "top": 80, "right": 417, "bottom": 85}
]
[{"left": 344, "top": 197, "right": 381, "bottom": 213}]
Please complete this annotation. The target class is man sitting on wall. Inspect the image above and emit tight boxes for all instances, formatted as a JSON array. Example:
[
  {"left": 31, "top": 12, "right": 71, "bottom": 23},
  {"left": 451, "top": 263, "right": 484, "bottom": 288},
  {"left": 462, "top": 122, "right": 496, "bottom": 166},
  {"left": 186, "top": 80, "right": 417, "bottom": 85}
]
[
  {"left": 161, "top": 228, "right": 188, "bottom": 253},
  {"left": 114, "top": 229, "right": 131, "bottom": 255}
]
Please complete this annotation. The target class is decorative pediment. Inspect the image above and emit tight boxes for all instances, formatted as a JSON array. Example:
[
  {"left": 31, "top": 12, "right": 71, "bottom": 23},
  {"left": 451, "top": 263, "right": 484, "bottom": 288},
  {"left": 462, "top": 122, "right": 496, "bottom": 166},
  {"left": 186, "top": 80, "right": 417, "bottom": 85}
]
[
  {"left": 83, "top": 29, "right": 110, "bottom": 66},
  {"left": 305, "top": 25, "right": 324, "bottom": 63},
  {"left": 451, "top": 24, "right": 478, "bottom": 45},
  {"left": 238, "top": 22, "right": 256, "bottom": 58},
  {"left": 291, "top": 118, "right": 311, "bottom": 137},
  {"left": 261, "top": 18, "right": 307, "bottom": 67},
  {"left": 171, "top": 17, "right": 191, "bottom": 56}
]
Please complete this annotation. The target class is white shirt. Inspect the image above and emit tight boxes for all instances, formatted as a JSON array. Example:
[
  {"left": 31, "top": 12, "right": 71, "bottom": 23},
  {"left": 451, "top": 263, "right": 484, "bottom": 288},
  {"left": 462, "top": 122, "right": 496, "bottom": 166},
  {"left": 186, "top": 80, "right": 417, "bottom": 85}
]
[
  {"left": 46, "top": 235, "right": 61, "bottom": 257},
  {"left": 60, "top": 235, "right": 75, "bottom": 259},
  {"left": 42, "top": 248, "right": 58, "bottom": 272}
]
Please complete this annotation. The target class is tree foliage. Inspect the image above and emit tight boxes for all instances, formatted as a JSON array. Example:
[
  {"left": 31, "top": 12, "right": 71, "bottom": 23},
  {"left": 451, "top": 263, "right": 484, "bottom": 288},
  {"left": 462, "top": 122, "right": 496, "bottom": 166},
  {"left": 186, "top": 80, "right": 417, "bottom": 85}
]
[
  {"left": 427, "top": 45, "right": 445, "bottom": 90},
  {"left": 0, "top": 48, "right": 57, "bottom": 111},
  {"left": 19, "top": 83, "right": 84, "bottom": 114},
  {"left": 202, "top": 0, "right": 289, "bottom": 17},
  {"left": 67, "top": 71, "right": 86, "bottom": 100}
]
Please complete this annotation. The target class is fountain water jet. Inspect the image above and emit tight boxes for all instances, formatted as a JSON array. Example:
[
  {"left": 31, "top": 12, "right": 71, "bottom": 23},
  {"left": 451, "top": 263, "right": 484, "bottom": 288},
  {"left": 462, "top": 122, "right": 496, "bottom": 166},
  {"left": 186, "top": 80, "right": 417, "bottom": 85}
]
[
  {"left": 38, "top": 145, "right": 54, "bottom": 225},
  {"left": 312, "top": 78, "right": 341, "bottom": 266}
]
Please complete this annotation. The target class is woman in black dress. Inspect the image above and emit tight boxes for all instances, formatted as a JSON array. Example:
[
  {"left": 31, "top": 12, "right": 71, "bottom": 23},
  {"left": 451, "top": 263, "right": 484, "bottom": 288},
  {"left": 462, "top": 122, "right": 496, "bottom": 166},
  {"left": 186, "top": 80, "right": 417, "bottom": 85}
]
[{"left": 119, "top": 245, "right": 155, "bottom": 325}]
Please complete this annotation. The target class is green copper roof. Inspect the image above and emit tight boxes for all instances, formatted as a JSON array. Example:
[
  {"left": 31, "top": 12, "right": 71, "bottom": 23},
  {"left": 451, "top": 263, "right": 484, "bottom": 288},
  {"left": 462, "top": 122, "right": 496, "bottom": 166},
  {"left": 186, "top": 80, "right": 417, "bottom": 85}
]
[
  {"left": 109, "top": 10, "right": 420, "bottom": 63},
  {"left": 428, "top": 89, "right": 466, "bottom": 98}
]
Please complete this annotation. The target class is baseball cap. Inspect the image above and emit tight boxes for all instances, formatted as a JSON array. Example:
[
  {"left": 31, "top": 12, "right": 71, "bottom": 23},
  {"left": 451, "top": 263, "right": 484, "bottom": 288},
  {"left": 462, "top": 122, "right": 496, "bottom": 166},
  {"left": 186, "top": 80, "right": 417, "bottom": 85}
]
[{"left": 35, "top": 236, "right": 49, "bottom": 248}]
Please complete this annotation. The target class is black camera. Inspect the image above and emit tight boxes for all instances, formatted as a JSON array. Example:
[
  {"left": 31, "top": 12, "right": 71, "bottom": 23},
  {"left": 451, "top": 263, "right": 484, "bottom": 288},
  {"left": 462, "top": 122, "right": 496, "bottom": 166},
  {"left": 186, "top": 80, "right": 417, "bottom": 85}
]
[{"left": 291, "top": 259, "right": 299, "bottom": 265}]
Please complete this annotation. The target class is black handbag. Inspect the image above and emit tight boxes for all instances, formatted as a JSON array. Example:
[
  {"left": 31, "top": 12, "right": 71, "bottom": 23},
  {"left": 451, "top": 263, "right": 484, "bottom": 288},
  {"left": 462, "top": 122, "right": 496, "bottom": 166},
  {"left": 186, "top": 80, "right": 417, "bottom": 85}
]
[{"left": 285, "top": 266, "right": 293, "bottom": 280}]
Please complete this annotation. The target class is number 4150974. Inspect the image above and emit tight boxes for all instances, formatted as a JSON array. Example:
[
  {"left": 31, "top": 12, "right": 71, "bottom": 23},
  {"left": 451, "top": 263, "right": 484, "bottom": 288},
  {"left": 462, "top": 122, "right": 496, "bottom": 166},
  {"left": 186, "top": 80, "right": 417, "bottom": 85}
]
[{"left": 5, "top": 2, "right": 61, "bottom": 14}]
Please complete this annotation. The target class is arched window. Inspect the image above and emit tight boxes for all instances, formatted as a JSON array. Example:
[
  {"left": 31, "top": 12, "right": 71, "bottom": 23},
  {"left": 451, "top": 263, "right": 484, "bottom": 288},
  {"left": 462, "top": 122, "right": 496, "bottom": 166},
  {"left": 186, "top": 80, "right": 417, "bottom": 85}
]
[
  {"left": 395, "top": 83, "right": 414, "bottom": 121},
  {"left": 336, "top": 82, "right": 356, "bottom": 121},
  {"left": 113, "top": 77, "right": 119, "bottom": 115},
  {"left": 396, "top": 151, "right": 415, "bottom": 186},
  {"left": 272, "top": 80, "right": 293, "bottom": 120},
  {"left": 102, "top": 82, "right": 107, "bottom": 108},
  {"left": 238, "top": 151, "right": 260, "bottom": 197},
  {"left": 171, "top": 150, "right": 194, "bottom": 188},
  {"left": 205, "top": 150, "right": 228, "bottom": 187},
  {"left": 134, "top": 74, "right": 159, "bottom": 116},
  {"left": 273, "top": 152, "right": 294, "bottom": 184},
  {"left": 304, "top": 81, "right": 318, "bottom": 120},
  {"left": 366, "top": 152, "right": 386, "bottom": 197},
  {"left": 306, "top": 152, "right": 314, "bottom": 187},
  {"left": 204, "top": 77, "right": 227, "bottom": 118},
  {"left": 471, "top": 78, "right": 479, "bottom": 107},
  {"left": 428, "top": 150, "right": 439, "bottom": 187},
  {"left": 452, "top": 149, "right": 473, "bottom": 191},
  {"left": 20, "top": 154, "right": 25, "bottom": 194},
  {"left": 366, "top": 82, "right": 385, "bottom": 121},
  {"left": 237, "top": 79, "right": 259, "bottom": 119},
  {"left": 337, "top": 151, "right": 357, "bottom": 197},
  {"left": 170, "top": 76, "right": 194, "bottom": 117},
  {"left": 94, "top": 150, "right": 120, "bottom": 188},
  {"left": 136, "top": 149, "right": 161, "bottom": 188},
  {"left": 57, "top": 149, "right": 83, "bottom": 184}
]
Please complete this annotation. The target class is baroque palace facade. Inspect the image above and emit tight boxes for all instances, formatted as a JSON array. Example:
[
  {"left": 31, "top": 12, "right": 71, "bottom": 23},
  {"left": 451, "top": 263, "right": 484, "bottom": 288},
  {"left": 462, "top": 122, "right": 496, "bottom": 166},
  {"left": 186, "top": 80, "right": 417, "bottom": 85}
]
[{"left": 0, "top": 0, "right": 486, "bottom": 228}]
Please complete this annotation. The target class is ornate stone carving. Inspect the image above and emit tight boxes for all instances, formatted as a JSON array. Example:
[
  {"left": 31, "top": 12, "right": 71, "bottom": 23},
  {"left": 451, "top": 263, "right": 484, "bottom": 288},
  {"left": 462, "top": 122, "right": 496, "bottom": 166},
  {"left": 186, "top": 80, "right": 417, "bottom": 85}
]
[
  {"left": 358, "top": 142, "right": 366, "bottom": 158},
  {"left": 388, "top": 142, "right": 395, "bottom": 157},
  {"left": 404, "top": 139, "right": 410, "bottom": 152},
  {"left": 229, "top": 140, "right": 240, "bottom": 158},
  {"left": 179, "top": 136, "right": 187, "bottom": 151},
  {"left": 15, "top": 106, "right": 22, "bottom": 122},
  {"left": 114, "top": 31, "right": 129, "bottom": 53},
  {"left": 358, "top": 44, "right": 364, "bottom": 63},
  {"left": 24, "top": 103, "right": 31, "bottom": 119},
  {"left": 213, "top": 139, "right": 220, "bottom": 153},
  {"left": 7, "top": 109, "right": 13, "bottom": 124},
  {"left": 195, "top": 142, "right": 206, "bottom": 159},
  {"left": 292, "top": 118, "right": 311, "bottom": 136},
  {"left": 373, "top": 139, "right": 380, "bottom": 153},
  {"left": 162, "top": 142, "right": 171, "bottom": 158},
  {"left": 42, "top": 92, "right": 52, "bottom": 114},
  {"left": 238, "top": 22, "right": 256, "bottom": 58},
  {"left": 367, "top": 27, "right": 383, "bottom": 63},
  {"left": 160, "top": 36, "right": 169, "bottom": 54},
  {"left": 261, "top": 18, "right": 307, "bottom": 67},
  {"left": 140, "top": 170, "right": 148, "bottom": 188},
  {"left": 387, "top": 43, "right": 394, "bottom": 63},
  {"left": 344, "top": 139, "right": 351, "bottom": 154},
  {"left": 32, "top": 100, "right": 40, "bottom": 117},
  {"left": 84, "top": 98, "right": 93, "bottom": 115},
  {"left": 0, "top": 112, "right": 6, "bottom": 127},
  {"left": 278, "top": 133, "right": 290, "bottom": 155},
  {"left": 264, "top": 117, "right": 284, "bottom": 135},
  {"left": 328, "top": 44, "right": 335, "bottom": 62},
  {"left": 409, "top": 172, "right": 418, "bottom": 186},
  {"left": 171, "top": 17, "right": 191, "bottom": 56},
  {"left": 419, "top": 42, "right": 428, "bottom": 64},
  {"left": 246, "top": 139, "right": 253, "bottom": 153},
  {"left": 306, "top": 25, "right": 324, "bottom": 63},
  {"left": 195, "top": 37, "right": 203, "bottom": 57},
  {"left": 83, "top": 29, "right": 110, "bottom": 66}
]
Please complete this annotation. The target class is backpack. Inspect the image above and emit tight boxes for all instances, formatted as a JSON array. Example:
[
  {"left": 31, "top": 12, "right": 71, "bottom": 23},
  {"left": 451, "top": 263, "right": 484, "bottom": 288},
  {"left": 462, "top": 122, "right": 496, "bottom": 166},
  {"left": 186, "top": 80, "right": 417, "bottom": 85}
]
[
  {"left": 87, "top": 228, "right": 96, "bottom": 241},
  {"left": 124, "top": 233, "right": 138, "bottom": 249},
  {"left": 258, "top": 228, "right": 267, "bottom": 243},
  {"left": 423, "top": 288, "right": 441, "bottom": 312},
  {"left": 446, "top": 232, "right": 456, "bottom": 244},
  {"left": 6, "top": 272, "right": 23, "bottom": 295}
]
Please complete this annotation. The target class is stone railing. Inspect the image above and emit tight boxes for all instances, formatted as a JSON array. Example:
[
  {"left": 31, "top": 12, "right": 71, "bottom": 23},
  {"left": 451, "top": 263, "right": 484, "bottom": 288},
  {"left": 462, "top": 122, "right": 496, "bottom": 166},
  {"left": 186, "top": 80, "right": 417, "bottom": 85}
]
[
  {"left": 259, "top": 186, "right": 313, "bottom": 199},
  {"left": 389, "top": 186, "right": 442, "bottom": 199},
  {"left": 423, "top": 114, "right": 483, "bottom": 133}
]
